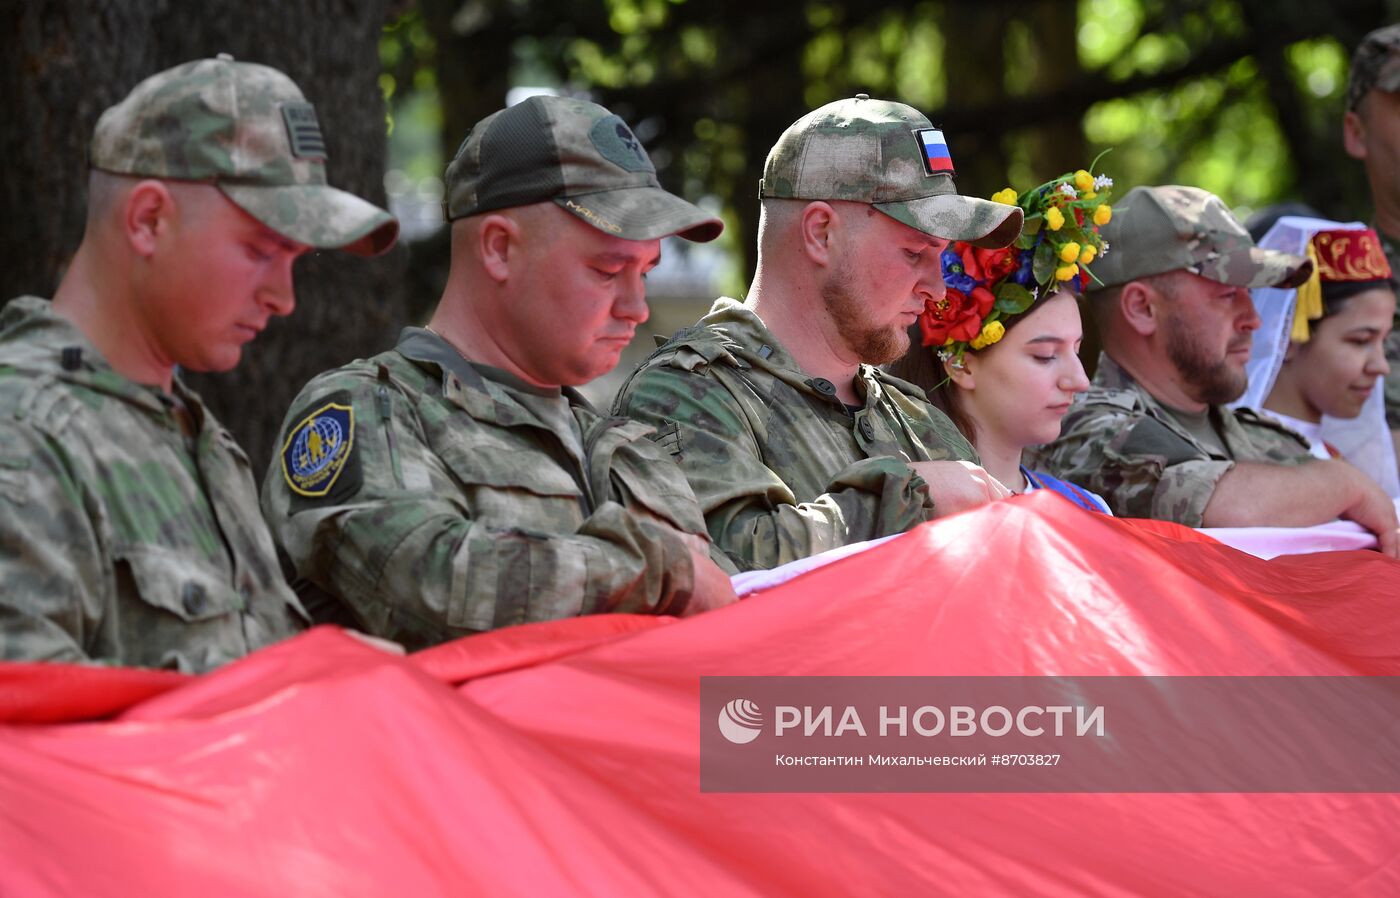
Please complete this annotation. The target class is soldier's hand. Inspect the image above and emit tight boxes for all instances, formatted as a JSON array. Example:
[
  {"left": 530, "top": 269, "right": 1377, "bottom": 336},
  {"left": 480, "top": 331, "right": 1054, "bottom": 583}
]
[
  {"left": 907, "top": 460, "right": 1014, "bottom": 517},
  {"left": 681, "top": 548, "right": 739, "bottom": 617},
  {"left": 1336, "top": 470, "right": 1400, "bottom": 558}
]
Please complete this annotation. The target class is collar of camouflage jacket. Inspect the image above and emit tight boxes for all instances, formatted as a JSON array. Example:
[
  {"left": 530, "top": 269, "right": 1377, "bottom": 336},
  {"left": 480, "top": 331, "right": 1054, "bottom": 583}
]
[
  {"left": 0, "top": 296, "right": 210, "bottom": 421},
  {"left": 1089, "top": 352, "right": 1305, "bottom": 461},
  {"left": 692, "top": 297, "right": 891, "bottom": 408},
  {"left": 394, "top": 326, "right": 598, "bottom": 428},
  {"left": 1088, "top": 352, "right": 1225, "bottom": 454}
]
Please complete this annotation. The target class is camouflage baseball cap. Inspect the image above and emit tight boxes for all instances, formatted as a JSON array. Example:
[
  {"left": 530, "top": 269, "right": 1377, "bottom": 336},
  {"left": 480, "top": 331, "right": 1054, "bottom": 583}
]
[
  {"left": 444, "top": 95, "right": 722, "bottom": 243},
  {"left": 758, "top": 95, "right": 1022, "bottom": 249},
  {"left": 1347, "top": 24, "right": 1400, "bottom": 111},
  {"left": 90, "top": 55, "right": 398, "bottom": 256},
  {"left": 1086, "top": 185, "right": 1312, "bottom": 292}
]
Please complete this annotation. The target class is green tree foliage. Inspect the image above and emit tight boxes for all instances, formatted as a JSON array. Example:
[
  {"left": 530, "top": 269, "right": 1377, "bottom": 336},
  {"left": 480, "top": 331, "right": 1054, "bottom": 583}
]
[{"left": 386, "top": 0, "right": 1397, "bottom": 291}]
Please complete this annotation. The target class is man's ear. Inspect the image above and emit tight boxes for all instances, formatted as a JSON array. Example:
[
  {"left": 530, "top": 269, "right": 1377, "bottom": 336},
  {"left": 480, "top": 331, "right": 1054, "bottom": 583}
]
[
  {"left": 477, "top": 213, "right": 520, "bottom": 283},
  {"left": 123, "top": 180, "right": 175, "bottom": 258},
  {"left": 1343, "top": 108, "right": 1368, "bottom": 161},
  {"left": 798, "top": 201, "right": 838, "bottom": 268},
  {"left": 1120, "top": 279, "right": 1160, "bottom": 337}
]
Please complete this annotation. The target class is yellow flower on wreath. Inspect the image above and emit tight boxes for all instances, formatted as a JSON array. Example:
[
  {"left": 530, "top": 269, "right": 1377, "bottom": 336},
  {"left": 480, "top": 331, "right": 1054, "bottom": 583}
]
[
  {"left": 991, "top": 188, "right": 1018, "bottom": 205},
  {"left": 1079, "top": 244, "right": 1097, "bottom": 265},
  {"left": 969, "top": 320, "right": 1005, "bottom": 350},
  {"left": 1055, "top": 263, "right": 1079, "bottom": 281},
  {"left": 1058, "top": 242, "right": 1081, "bottom": 263},
  {"left": 1094, "top": 205, "right": 1112, "bottom": 226},
  {"left": 1073, "top": 170, "right": 1094, "bottom": 193},
  {"left": 1045, "top": 206, "right": 1065, "bottom": 230}
]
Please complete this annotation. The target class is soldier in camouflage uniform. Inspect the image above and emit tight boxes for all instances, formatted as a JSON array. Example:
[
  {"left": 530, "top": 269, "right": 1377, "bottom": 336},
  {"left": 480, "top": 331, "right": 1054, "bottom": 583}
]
[
  {"left": 613, "top": 96, "right": 1024, "bottom": 571},
  {"left": 262, "top": 96, "right": 737, "bottom": 651},
  {"left": 1030, "top": 186, "right": 1400, "bottom": 553},
  {"left": 0, "top": 56, "right": 399, "bottom": 671},
  {"left": 1344, "top": 24, "right": 1400, "bottom": 446}
]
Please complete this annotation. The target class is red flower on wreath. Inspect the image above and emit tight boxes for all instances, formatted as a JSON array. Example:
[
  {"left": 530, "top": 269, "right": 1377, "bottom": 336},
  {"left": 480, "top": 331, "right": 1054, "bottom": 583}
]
[
  {"left": 959, "top": 245, "right": 1018, "bottom": 284},
  {"left": 919, "top": 285, "right": 995, "bottom": 346}
]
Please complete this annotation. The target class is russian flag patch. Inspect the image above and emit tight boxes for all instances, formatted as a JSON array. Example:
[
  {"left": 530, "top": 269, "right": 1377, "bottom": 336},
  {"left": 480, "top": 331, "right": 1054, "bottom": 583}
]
[{"left": 915, "top": 128, "right": 954, "bottom": 175}]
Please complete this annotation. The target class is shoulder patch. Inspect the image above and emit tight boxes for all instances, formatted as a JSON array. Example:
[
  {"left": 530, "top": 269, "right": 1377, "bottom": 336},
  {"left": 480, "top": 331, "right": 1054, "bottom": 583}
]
[
  {"left": 1116, "top": 416, "right": 1203, "bottom": 466},
  {"left": 281, "top": 400, "right": 356, "bottom": 498}
]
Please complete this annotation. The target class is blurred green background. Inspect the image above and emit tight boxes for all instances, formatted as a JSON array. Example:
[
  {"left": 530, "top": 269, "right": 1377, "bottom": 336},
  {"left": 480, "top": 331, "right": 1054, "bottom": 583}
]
[
  {"left": 4, "top": 0, "right": 1396, "bottom": 464},
  {"left": 380, "top": 0, "right": 1396, "bottom": 295}
]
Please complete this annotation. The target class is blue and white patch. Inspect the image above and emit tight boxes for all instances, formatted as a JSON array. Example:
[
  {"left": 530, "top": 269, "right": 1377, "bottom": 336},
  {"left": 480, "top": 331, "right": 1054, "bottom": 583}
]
[{"left": 281, "top": 402, "right": 355, "bottom": 498}]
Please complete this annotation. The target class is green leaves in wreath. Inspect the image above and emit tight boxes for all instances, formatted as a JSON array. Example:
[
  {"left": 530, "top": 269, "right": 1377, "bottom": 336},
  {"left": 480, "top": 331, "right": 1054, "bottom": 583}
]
[{"left": 993, "top": 281, "right": 1036, "bottom": 315}]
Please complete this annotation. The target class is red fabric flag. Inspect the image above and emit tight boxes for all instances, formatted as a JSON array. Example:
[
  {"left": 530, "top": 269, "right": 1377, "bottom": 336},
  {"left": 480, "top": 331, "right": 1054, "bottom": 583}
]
[{"left": 1, "top": 492, "right": 1397, "bottom": 897}]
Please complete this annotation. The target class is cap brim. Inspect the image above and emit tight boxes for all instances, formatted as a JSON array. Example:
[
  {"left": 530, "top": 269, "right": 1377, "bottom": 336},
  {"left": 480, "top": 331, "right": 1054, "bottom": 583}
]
[
  {"left": 220, "top": 183, "right": 400, "bottom": 257},
  {"left": 556, "top": 187, "right": 723, "bottom": 243},
  {"left": 1243, "top": 246, "right": 1313, "bottom": 289},
  {"left": 873, "top": 194, "right": 1023, "bottom": 249}
]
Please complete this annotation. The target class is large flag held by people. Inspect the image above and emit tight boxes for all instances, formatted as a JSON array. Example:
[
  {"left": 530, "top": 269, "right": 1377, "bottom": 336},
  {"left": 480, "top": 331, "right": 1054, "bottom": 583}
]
[{"left": 1, "top": 492, "right": 1398, "bottom": 897}]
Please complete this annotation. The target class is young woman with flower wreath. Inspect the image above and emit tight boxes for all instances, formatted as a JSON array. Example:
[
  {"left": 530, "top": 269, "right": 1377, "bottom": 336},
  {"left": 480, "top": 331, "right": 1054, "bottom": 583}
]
[{"left": 886, "top": 166, "right": 1116, "bottom": 513}]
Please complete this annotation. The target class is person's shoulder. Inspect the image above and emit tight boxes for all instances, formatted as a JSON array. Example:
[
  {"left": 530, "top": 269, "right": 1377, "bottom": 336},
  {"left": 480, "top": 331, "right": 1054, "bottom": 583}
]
[
  {"left": 1073, "top": 383, "right": 1143, "bottom": 413},
  {"left": 614, "top": 321, "right": 751, "bottom": 417},
  {"left": 1227, "top": 406, "right": 1312, "bottom": 456},
  {"left": 642, "top": 319, "right": 750, "bottom": 376},
  {"left": 284, "top": 350, "right": 409, "bottom": 413},
  {"left": 1231, "top": 405, "right": 1307, "bottom": 438},
  {"left": 869, "top": 366, "right": 930, "bottom": 401},
  {"left": 0, "top": 349, "right": 121, "bottom": 445},
  {"left": 1055, "top": 386, "right": 1144, "bottom": 438},
  {"left": 0, "top": 305, "right": 64, "bottom": 408}
]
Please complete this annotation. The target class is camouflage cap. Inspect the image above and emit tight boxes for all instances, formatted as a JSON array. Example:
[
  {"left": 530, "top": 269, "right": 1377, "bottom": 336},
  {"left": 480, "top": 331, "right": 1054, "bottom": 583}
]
[
  {"left": 1086, "top": 185, "right": 1312, "bottom": 292},
  {"left": 444, "top": 95, "right": 722, "bottom": 243},
  {"left": 90, "top": 55, "right": 398, "bottom": 256},
  {"left": 758, "top": 95, "right": 1022, "bottom": 249},
  {"left": 1347, "top": 24, "right": 1400, "bottom": 111}
]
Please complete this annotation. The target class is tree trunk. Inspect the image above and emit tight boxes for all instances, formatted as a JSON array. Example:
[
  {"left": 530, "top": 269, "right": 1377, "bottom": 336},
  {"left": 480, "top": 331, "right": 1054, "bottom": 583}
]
[
  {"left": 1, "top": 0, "right": 162, "bottom": 297},
  {"left": 935, "top": 2, "right": 1009, "bottom": 197},
  {"left": 0, "top": 0, "right": 407, "bottom": 474}
]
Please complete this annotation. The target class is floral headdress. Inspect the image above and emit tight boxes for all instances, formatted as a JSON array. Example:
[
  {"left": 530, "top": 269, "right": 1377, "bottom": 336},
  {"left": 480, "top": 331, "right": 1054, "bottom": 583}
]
[{"left": 919, "top": 156, "right": 1115, "bottom": 367}]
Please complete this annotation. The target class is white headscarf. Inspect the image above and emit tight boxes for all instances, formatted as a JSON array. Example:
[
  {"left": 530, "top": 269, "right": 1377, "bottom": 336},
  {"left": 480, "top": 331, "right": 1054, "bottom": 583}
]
[{"left": 1232, "top": 215, "right": 1400, "bottom": 497}]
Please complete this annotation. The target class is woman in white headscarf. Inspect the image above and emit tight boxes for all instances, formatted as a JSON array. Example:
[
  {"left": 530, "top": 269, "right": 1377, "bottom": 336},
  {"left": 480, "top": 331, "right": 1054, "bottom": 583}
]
[{"left": 1235, "top": 217, "right": 1400, "bottom": 496}]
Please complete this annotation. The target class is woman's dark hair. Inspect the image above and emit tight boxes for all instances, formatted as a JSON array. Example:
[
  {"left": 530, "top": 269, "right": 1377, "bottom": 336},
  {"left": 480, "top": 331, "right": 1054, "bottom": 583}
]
[
  {"left": 886, "top": 323, "right": 981, "bottom": 442},
  {"left": 1320, "top": 276, "right": 1398, "bottom": 313}
]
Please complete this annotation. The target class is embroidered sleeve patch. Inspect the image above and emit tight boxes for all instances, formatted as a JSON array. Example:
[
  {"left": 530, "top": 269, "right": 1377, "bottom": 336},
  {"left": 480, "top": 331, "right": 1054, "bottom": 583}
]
[{"left": 282, "top": 401, "right": 355, "bottom": 497}]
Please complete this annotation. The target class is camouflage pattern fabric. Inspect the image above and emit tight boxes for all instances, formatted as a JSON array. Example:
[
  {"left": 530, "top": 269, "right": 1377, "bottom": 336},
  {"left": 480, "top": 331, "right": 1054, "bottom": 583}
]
[
  {"left": 1346, "top": 23, "right": 1400, "bottom": 111},
  {"left": 261, "top": 328, "right": 711, "bottom": 652},
  {"left": 1088, "top": 186, "right": 1310, "bottom": 292},
  {"left": 758, "top": 95, "right": 1021, "bottom": 249},
  {"left": 612, "top": 298, "right": 978, "bottom": 572},
  {"left": 444, "top": 94, "right": 721, "bottom": 242},
  {"left": 91, "top": 55, "right": 396, "bottom": 255},
  {"left": 1027, "top": 354, "right": 1314, "bottom": 526},
  {"left": 0, "top": 298, "right": 308, "bottom": 672}
]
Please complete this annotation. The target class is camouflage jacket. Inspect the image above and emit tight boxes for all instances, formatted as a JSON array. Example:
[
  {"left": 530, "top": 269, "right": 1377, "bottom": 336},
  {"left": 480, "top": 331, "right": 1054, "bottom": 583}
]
[
  {"left": 261, "top": 328, "right": 711, "bottom": 651},
  {"left": 612, "top": 298, "right": 978, "bottom": 572},
  {"left": 1379, "top": 230, "right": 1400, "bottom": 428},
  {"left": 0, "top": 297, "right": 307, "bottom": 672},
  {"left": 1027, "top": 353, "right": 1312, "bottom": 526}
]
